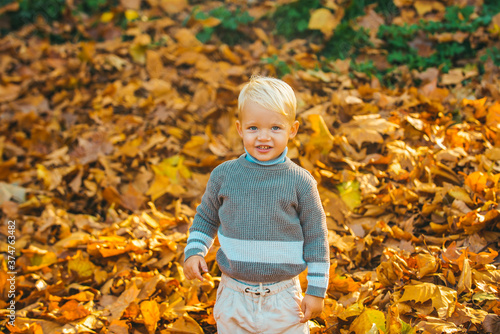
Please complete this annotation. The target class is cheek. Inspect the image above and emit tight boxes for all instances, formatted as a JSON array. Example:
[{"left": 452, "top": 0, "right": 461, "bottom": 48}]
[{"left": 242, "top": 133, "right": 253, "bottom": 143}]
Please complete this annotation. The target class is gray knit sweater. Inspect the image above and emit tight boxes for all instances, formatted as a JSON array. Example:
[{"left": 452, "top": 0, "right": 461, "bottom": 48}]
[{"left": 184, "top": 154, "right": 330, "bottom": 297}]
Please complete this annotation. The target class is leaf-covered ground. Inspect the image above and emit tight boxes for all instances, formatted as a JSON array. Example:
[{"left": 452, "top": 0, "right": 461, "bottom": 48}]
[{"left": 0, "top": 0, "right": 500, "bottom": 333}]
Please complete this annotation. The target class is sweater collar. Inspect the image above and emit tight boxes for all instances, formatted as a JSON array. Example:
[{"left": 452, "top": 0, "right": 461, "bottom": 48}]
[
  {"left": 244, "top": 147, "right": 288, "bottom": 166},
  {"left": 237, "top": 153, "right": 292, "bottom": 170}
]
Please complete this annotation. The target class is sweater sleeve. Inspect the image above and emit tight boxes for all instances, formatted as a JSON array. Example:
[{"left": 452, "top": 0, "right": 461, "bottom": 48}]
[
  {"left": 297, "top": 174, "right": 330, "bottom": 298},
  {"left": 184, "top": 169, "right": 223, "bottom": 261}
]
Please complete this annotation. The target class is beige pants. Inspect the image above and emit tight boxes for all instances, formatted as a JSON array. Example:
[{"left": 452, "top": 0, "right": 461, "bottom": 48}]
[{"left": 213, "top": 274, "right": 310, "bottom": 334}]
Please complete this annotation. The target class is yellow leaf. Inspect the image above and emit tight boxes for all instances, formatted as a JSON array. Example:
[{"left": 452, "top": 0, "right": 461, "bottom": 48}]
[
  {"left": 337, "top": 181, "right": 361, "bottom": 212},
  {"left": 457, "top": 258, "right": 472, "bottom": 294},
  {"left": 414, "top": 0, "right": 445, "bottom": 16},
  {"left": 183, "top": 135, "right": 207, "bottom": 157},
  {"left": 339, "top": 301, "right": 364, "bottom": 321},
  {"left": 447, "top": 186, "right": 474, "bottom": 206},
  {"left": 119, "top": 137, "right": 142, "bottom": 157},
  {"left": 66, "top": 291, "right": 95, "bottom": 302},
  {"left": 198, "top": 16, "right": 221, "bottom": 28},
  {"left": 220, "top": 44, "right": 241, "bottom": 65},
  {"left": 350, "top": 308, "right": 386, "bottom": 334},
  {"left": 100, "top": 12, "right": 114, "bottom": 23},
  {"left": 253, "top": 27, "right": 269, "bottom": 43},
  {"left": 68, "top": 251, "right": 95, "bottom": 278},
  {"left": 27, "top": 251, "right": 58, "bottom": 271},
  {"left": 140, "top": 300, "right": 160, "bottom": 334},
  {"left": 308, "top": 8, "right": 341, "bottom": 39},
  {"left": 130, "top": 44, "right": 147, "bottom": 64},
  {"left": 308, "top": 114, "right": 334, "bottom": 154},
  {"left": 36, "top": 164, "right": 52, "bottom": 189},
  {"left": 415, "top": 253, "right": 439, "bottom": 279},
  {"left": 146, "top": 173, "right": 171, "bottom": 201},
  {"left": 147, "top": 156, "right": 190, "bottom": 200},
  {"left": 125, "top": 9, "right": 139, "bottom": 21},
  {"left": 129, "top": 34, "right": 151, "bottom": 64},
  {"left": 429, "top": 222, "right": 449, "bottom": 234},
  {"left": 94, "top": 268, "right": 108, "bottom": 285},
  {"left": 387, "top": 305, "right": 402, "bottom": 334},
  {"left": 146, "top": 50, "right": 164, "bottom": 79},
  {"left": 398, "top": 283, "right": 457, "bottom": 318},
  {"left": 166, "top": 315, "right": 203, "bottom": 334}
]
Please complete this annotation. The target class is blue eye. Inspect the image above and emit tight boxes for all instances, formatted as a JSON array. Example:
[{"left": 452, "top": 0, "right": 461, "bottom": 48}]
[
  {"left": 249, "top": 126, "right": 257, "bottom": 130},
  {"left": 272, "top": 126, "right": 281, "bottom": 130}
]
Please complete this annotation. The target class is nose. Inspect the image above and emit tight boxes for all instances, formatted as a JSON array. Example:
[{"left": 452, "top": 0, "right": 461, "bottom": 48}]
[{"left": 257, "top": 129, "right": 271, "bottom": 141}]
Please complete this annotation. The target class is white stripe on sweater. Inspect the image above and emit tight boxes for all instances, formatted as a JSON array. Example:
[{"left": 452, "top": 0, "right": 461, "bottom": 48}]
[
  {"left": 307, "top": 262, "right": 330, "bottom": 274},
  {"left": 307, "top": 274, "right": 329, "bottom": 289},
  {"left": 185, "top": 231, "right": 215, "bottom": 256},
  {"left": 218, "top": 231, "right": 306, "bottom": 265}
]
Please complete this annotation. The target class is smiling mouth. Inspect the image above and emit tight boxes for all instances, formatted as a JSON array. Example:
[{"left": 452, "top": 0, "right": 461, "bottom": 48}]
[{"left": 257, "top": 146, "right": 272, "bottom": 150}]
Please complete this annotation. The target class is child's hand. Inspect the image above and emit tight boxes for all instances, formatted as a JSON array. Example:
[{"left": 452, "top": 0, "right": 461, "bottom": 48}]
[
  {"left": 299, "top": 294, "right": 324, "bottom": 323},
  {"left": 184, "top": 255, "right": 208, "bottom": 281}
]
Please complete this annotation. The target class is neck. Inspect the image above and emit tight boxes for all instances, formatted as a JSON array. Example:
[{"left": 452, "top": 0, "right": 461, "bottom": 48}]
[{"left": 244, "top": 147, "right": 288, "bottom": 166}]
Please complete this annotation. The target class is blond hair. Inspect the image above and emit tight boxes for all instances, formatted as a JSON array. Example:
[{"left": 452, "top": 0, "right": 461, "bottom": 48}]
[{"left": 238, "top": 76, "right": 297, "bottom": 123}]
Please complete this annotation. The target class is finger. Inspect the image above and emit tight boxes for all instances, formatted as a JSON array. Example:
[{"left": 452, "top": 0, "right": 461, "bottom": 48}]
[
  {"left": 184, "top": 268, "right": 193, "bottom": 280},
  {"left": 196, "top": 271, "right": 204, "bottom": 281},
  {"left": 299, "top": 302, "right": 309, "bottom": 323},
  {"left": 299, "top": 311, "right": 310, "bottom": 323},
  {"left": 200, "top": 259, "right": 208, "bottom": 273}
]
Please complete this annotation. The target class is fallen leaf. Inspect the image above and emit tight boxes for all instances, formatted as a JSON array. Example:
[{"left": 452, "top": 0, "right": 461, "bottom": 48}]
[
  {"left": 140, "top": 300, "right": 160, "bottom": 334},
  {"left": 398, "top": 283, "right": 457, "bottom": 318},
  {"left": 308, "top": 8, "right": 342, "bottom": 40}
]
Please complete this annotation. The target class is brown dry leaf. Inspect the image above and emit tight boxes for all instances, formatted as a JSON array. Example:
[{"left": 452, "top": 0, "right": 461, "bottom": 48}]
[
  {"left": 376, "top": 252, "right": 408, "bottom": 287},
  {"left": 159, "top": 0, "right": 188, "bottom": 14},
  {"left": 120, "top": 0, "right": 140, "bottom": 9},
  {"left": 107, "top": 281, "right": 141, "bottom": 322},
  {"left": 2, "top": 1, "right": 500, "bottom": 333}
]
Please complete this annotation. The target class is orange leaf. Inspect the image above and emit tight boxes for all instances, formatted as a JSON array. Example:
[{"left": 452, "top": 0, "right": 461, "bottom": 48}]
[
  {"left": 487, "top": 102, "right": 500, "bottom": 128},
  {"left": 140, "top": 300, "right": 160, "bottom": 334},
  {"left": 56, "top": 300, "right": 90, "bottom": 322},
  {"left": 465, "top": 171, "right": 488, "bottom": 194}
]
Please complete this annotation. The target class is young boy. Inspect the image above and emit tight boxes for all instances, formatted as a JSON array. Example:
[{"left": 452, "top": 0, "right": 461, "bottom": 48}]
[{"left": 183, "top": 76, "right": 329, "bottom": 333}]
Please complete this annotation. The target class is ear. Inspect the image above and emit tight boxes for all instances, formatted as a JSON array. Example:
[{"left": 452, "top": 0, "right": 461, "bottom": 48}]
[
  {"left": 236, "top": 120, "right": 243, "bottom": 138},
  {"left": 288, "top": 120, "right": 299, "bottom": 139}
]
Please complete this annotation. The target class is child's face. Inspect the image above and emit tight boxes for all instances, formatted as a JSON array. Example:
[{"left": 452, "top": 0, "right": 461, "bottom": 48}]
[{"left": 236, "top": 100, "right": 299, "bottom": 161}]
